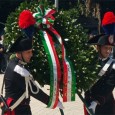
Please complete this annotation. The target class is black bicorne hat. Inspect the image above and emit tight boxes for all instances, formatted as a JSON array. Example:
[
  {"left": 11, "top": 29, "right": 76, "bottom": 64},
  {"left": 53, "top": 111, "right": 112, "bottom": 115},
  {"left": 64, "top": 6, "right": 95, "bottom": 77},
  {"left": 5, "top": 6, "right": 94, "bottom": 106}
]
[
  {"left": 8, "top": 35, "right": 32, "bottom": 53},
  {"left": 87, "top": 34, "right": 115, "bottom": 46}
]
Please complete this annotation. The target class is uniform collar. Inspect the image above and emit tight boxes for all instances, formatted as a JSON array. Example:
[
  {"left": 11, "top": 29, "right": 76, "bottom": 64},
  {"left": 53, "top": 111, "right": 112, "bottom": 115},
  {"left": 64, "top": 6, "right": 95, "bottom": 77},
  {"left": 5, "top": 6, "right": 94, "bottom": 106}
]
[
  {"left": 99, "top": 57, "right": 108, "bottom": 61},
  {"left": 18, "top": 59, "right": 27, "bottom": 65}
]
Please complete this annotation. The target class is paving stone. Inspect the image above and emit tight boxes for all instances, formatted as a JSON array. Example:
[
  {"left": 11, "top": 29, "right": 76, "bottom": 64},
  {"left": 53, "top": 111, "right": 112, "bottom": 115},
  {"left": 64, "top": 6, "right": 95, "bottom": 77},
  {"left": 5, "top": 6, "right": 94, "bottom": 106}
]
[{"left": 0, "top": 74, "right": 114, "bottom": 115}]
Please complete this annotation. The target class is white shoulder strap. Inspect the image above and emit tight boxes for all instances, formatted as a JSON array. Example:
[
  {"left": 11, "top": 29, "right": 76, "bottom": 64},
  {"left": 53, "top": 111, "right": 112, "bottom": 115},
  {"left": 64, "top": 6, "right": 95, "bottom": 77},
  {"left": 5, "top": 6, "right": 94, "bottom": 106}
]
[
  {"left": 0, "top": 76, "right": 26, "bottom": 111},
  {"left": 98, "top": 58, "right": 113, "bottom": 76},
  {"left": 14, "top": 65, "right": 39, "bottom": 98},
  {"left": 7, "top": 65, "right": 40, "bottom": 111}
]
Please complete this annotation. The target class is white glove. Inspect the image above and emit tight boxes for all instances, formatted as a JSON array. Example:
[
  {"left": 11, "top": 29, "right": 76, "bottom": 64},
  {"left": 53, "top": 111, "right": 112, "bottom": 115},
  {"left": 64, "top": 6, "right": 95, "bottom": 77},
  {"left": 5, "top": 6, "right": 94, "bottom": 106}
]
[
  {"left": 57, "top": 101, "right": 64, "bottom": 109},
  {"left": 88, "top": 101, "right": 97, "bottom": 113}
]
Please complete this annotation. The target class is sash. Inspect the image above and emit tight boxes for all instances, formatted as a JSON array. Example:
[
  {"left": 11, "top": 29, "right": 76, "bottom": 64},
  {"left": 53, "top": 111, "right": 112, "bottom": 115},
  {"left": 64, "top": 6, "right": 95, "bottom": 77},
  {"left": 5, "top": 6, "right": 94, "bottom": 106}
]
[{"left": 98, "top": 58, "right": 113, "bottom": 76}]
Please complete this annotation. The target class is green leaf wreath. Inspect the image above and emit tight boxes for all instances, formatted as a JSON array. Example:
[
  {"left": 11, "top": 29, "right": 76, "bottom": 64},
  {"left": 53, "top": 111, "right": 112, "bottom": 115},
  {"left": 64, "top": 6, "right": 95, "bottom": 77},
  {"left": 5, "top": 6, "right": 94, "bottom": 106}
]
[{"left": 4, "top": 1, "right": 100, "bottom": 93}]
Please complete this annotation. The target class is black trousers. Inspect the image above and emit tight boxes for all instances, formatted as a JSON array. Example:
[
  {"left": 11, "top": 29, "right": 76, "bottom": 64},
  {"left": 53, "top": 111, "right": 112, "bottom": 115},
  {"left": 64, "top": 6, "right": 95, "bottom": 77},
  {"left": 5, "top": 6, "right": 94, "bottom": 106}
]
[
  {"left": 14, "top": 105, "right": 32, "bottom": 115},
  {"left": 95, "top": 95, "right": 115, "bottom": 115},
  {"left": 2, "top": 105, "right": 32, "bottom": 115}
]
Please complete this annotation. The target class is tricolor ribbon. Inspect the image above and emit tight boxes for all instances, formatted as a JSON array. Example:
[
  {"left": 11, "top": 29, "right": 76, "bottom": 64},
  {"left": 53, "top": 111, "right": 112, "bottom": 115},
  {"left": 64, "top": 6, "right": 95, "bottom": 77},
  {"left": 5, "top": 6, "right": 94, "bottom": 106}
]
[
  {"left": 33, "top": 5, "right": 55, "bottom": 28},
  {"left": 49, "top": 27, "right": 76, "bottom": 102},
  {"left": 40, "top": 30, "right": 60, "bottom": 108},
  {"left": 33, "top": 5, "right": 76, "bottom": 108}
]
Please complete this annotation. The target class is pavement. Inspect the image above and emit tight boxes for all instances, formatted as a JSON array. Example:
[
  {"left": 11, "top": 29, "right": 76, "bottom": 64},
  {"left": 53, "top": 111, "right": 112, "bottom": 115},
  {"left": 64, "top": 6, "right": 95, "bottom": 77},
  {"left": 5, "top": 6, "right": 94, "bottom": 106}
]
[
  {"left": 0, "top": 74, "right": 115, "bottom": 115},
  {"left": 0, "top": 74, "right": 84, "bottom": 115}
]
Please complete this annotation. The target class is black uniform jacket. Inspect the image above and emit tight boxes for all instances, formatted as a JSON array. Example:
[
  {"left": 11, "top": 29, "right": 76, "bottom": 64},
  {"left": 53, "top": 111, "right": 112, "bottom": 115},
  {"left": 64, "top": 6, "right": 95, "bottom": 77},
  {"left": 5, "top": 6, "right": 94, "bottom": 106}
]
[
  {"left": 4, "top": 57, "right": 49, "bottom": 107},
  {"left": 85, "top": 57, "right": 115, "bottom": 114}
]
